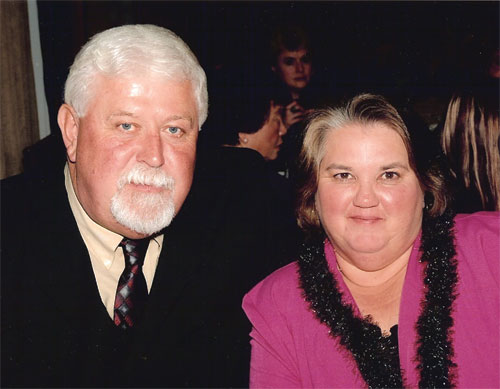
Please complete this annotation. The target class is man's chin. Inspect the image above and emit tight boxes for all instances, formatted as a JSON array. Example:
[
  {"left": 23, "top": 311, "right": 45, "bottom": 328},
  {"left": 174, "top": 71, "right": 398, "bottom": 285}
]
[
  {"left": 110, "top": 192, "right": 175, "bottom": 237},
  {"left": 114, "top": 210, "right": 174, "bottom": 237}
]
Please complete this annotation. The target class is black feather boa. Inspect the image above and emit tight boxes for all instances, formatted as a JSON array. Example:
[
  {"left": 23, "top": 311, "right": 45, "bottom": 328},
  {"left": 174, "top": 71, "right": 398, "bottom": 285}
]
[{"left": 298, "top": 209, "right": 458, "bottom": 388}]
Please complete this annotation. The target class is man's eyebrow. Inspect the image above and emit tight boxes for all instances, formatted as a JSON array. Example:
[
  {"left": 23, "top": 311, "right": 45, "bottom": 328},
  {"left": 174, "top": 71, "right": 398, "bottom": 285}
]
[
  {"left": 107, "top": 111, "right": 136, "bottom": 120},
  {"left": 107, "top": 112, "right": 194, "bottom": 127},
  {"left": 165, "top": 115, "right": 194, "bottom": 127}
]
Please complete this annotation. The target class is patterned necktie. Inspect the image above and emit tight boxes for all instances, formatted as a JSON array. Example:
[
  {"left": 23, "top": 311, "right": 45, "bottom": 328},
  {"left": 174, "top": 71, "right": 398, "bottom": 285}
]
[{"left": 114, "top": 238, "right": 149, "bottom": 329}]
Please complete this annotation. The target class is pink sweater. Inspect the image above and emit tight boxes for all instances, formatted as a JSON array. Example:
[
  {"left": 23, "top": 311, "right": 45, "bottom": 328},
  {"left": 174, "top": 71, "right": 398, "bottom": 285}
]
[{"left": 243, "top": 212, "right": 499, "bottom": 388}]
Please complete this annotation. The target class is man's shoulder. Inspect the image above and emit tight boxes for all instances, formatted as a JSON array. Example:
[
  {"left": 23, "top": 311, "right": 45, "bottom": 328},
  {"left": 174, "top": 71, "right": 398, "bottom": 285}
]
[
  {"left": 1, "top": 160, "right": 72, "bottom": 258},
  {"left": 1, "top": 172, "right": 34, "bottom": 221}
]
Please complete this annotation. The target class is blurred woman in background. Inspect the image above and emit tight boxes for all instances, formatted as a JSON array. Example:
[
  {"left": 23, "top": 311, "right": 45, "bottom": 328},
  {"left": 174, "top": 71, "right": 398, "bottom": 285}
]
[
  {"left": 267, "top": 24, "right": 325, "bottom": 184},
  {"left": 197, "top": 85, "right": 302, "bottom": 268},
  {"left": 269, "top": 24, "right": 314, "bottom": 129},
  {"left": 441, "top": 91, "right": 500, "bottom": 212}
]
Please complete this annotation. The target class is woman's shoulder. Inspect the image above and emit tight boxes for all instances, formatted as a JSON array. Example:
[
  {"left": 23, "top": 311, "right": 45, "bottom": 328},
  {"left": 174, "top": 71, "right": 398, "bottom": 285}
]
[
  {"left": 243, "top": 261, "right": 302, "bottom": 313},
  {"left": 454, "top": 211, "right": 500, "bottom": 237},
  {"left": 453, "top": 211, "right": 499, "bottom": 276}
]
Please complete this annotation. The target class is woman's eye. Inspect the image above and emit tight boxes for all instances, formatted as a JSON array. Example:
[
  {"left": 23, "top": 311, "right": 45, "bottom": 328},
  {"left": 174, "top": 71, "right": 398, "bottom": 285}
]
[
  {"left": 120, "top": 123, "right": 133, "bottom": 131},
  {"left": 333, "top": 172, "right": 352, "bottom": 180},
  {"left": 382, "top": 171, "right": 400, "bottom": 180}
]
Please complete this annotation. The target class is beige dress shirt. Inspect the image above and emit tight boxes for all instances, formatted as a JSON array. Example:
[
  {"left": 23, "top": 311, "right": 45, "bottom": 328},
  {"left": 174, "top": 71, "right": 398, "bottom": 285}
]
[{"left": 64, "top": 164, "right": 163, "bottom": 318}]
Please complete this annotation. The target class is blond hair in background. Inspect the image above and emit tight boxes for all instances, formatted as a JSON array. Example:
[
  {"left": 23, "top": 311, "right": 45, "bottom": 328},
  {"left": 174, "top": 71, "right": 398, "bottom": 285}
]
[{"left": 441, "top": 93, "right": 500, "bottom": 211}]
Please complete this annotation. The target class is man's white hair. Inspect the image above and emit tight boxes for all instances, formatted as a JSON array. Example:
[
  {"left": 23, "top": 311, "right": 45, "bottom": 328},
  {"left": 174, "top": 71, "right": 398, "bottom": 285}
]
[{"left": 64, "top": 24, "right": 208, "bottom": 126}]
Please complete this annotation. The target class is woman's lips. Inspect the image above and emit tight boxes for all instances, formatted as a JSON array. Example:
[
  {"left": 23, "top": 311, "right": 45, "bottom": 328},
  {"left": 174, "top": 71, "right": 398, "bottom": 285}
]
[{"left": 349, "top": 216, "right": 383, "bottom": 224}]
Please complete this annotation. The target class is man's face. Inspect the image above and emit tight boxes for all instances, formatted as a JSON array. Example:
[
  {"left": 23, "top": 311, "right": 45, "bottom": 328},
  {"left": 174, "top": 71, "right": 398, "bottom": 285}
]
[{"left": 60, "top": 74, "right": 199, "bottom": 239}]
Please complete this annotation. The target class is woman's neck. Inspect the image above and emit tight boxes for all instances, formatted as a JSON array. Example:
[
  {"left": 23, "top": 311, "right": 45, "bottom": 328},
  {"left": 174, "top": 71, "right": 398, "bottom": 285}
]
[
  {"left": 289, "top": 89, "right": 301, "bottom": 101},
  {"left": 335, "top": 246, "right": 412, "bottom": 334}
]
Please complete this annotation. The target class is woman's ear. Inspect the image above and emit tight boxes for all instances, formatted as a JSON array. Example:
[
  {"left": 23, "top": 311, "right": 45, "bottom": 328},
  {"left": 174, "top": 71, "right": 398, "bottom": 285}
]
[
  {"left": 57, "top": 104, "right": 80, "bottom": 163},
  {"left": 238, "top": 132, "right": 250, "bottom": 145}
]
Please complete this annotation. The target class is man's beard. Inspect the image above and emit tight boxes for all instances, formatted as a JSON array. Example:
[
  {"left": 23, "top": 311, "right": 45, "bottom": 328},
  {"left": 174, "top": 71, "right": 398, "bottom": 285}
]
[{"left": 110, "top": 165, "right": 176, "bottom": 236}]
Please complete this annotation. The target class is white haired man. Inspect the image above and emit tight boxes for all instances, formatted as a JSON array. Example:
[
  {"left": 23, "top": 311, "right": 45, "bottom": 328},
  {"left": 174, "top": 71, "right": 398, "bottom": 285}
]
[{"left": 1, "top": 24, "right": 268, "bottom": 387}]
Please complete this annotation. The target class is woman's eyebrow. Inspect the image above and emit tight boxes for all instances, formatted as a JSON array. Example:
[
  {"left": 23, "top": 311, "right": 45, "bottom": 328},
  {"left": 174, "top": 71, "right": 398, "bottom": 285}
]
[{"left": 325, "top": 163, "right": 351, "bottom": 171}]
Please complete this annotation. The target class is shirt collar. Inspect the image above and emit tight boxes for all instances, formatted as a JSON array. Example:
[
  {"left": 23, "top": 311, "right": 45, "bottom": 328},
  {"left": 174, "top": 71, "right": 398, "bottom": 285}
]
[{"left": 64, "top": 163, "right": 161, "bottom": 268}]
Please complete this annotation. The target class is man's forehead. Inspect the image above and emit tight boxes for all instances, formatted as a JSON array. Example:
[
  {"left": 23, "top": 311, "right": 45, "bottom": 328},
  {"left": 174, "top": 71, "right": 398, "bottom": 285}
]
[{"left": 84, "top": 75, "right": 198, "bottom": 125}]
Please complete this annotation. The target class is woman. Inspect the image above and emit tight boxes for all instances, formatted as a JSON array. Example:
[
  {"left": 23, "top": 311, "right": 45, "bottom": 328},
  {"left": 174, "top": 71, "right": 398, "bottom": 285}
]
[
  {"left": 234, "top": 99, "right": 288, "bottom": 161},
  {"left": 441, "top": 91, "right": 500, "bottom": 212},
  {"left": 269, "top": 24, "right": 314, "bottom": 129},
  {"left": 201, "top": 84, "right": 287, "bottom": 160},
  {"left": 243, "top": 94, "right": 499, "bottom": 388},
  {"left": 196, "top": 85, "right": 303, "bottom": 268},
  {"left": 267, "top": 24, "right": 325, "bottom": 182}
]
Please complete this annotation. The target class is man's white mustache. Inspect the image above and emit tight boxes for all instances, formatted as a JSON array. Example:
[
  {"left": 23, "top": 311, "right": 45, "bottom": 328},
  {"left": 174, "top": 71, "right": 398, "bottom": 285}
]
[{"left": 118, "top": 165, "right": 175, "bottom": 190}]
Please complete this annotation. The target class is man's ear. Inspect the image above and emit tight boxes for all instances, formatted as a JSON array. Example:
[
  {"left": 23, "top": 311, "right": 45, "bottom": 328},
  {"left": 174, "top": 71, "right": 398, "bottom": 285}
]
[
  {"left": 271, "top": 65, "right": 276, "bottom": 73},
  {"left": 57, "top": 104, "right": 80, "bottom": 163}
]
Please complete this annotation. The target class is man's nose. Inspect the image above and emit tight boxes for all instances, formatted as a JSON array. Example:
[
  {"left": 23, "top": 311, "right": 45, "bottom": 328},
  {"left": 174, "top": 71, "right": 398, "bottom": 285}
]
[
  {"left": 353, "top": 181, "right": 379, "bottom": 208},
  {"left": 137, "top": 133, "right": 165, "bottom": 167}
]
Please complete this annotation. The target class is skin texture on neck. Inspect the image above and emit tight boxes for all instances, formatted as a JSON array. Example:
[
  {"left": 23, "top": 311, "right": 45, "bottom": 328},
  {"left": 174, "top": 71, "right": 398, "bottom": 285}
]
[{"left": 336, "top": 244, "right": 411, "bottom": 334}]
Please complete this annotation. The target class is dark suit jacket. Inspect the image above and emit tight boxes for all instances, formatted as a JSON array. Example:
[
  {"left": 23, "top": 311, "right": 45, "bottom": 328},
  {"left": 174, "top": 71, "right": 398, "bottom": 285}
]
[{"left": 1, "top": 136, "right": 295, "bottom": 387}]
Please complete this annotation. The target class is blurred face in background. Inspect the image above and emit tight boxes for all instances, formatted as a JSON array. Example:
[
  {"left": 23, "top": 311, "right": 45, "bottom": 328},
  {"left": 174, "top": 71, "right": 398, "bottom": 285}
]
[
  {"left": 239, "top": 102, "right": 287, "bottom": 161},
  {"left": 273, "top": 47, "right": 312, "bottom": 94}
]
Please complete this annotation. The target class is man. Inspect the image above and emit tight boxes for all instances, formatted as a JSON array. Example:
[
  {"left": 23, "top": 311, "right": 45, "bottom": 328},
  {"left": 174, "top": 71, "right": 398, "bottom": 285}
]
[{"left": 1, "top": 24, "right": 276, "bottom": 387}]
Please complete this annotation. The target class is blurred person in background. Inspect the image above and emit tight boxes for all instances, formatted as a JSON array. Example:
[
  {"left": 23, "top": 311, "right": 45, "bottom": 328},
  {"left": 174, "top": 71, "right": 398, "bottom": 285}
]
[
  {"left": 198, "top": 84, "right": 302, "bottom": 269},
  {"left": 441, "top": 90, "right": 500, "bottom": 212},
  {"left": 267, "top": 24, "right": 324, "bottom": 183}
]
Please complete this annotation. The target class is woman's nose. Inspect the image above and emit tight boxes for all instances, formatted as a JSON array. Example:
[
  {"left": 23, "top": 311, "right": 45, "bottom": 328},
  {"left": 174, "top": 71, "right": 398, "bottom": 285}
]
[
  {"left": 279, "top": 121, "right": 288, "bottom": 136},
  {"left": 353, "top": 181, "right": 379, "bottom": 208}
]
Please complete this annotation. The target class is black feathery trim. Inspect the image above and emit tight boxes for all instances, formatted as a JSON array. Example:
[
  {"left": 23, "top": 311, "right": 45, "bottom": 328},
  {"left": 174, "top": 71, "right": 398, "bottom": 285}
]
[
  {"left": 298, "top": 209, "right": 458, "bottom": 388},
  {"left": 415, "top": 208, "right": 458, "bottom": 388}
]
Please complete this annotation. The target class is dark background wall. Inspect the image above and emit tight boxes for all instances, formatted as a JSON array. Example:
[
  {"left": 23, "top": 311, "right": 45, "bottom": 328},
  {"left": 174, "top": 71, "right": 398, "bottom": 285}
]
[{"left": 38, "top": 1, "right": 499, "bottom": 132}]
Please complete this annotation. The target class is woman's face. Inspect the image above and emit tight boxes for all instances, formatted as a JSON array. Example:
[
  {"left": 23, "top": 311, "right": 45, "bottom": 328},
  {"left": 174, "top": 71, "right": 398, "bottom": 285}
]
[
  {"left": 240, "top": 103, "right": 287, "bottom": 160},
  {"left": 273, "top": 48, "right": 312, "bottom": 93},
  {"left": 315, "top": 122, "right": 424, "bottom": 271}
]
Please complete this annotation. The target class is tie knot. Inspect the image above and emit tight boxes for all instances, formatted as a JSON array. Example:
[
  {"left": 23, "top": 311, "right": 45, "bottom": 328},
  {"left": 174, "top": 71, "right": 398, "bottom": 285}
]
[{"left": 119, "top": 238, "right": 149, "bottom": 267}]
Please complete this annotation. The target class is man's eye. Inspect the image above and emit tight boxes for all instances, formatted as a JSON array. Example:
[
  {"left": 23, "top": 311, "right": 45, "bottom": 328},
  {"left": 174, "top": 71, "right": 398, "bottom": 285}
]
[
  {"left": 120, "top": 123, "right": 133, "bottom": 131},
  {"left": 167, "top": 127, "right": 182, "bottom": 135},
  {"left": 283, "top": 58, "right": 295, "bottom": 66}
]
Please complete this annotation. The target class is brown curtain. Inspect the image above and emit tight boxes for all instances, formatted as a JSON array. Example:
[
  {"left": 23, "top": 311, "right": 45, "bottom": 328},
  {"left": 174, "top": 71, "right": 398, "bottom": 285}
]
[{"left": 1, "top": 0, "right": 39, "bottom": 179}]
